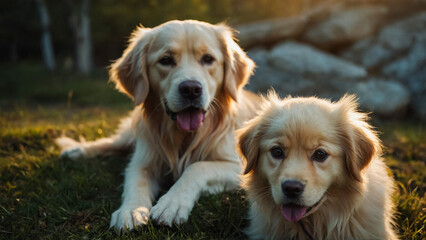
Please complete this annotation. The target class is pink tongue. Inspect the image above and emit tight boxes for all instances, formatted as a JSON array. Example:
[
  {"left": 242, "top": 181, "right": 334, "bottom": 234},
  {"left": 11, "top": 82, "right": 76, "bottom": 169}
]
[
  {"left": 176, "top": 108, "right": 204, "bottom": 131},
  {"left": 281, "top": 204, "right": 307, "bottom": 222}
]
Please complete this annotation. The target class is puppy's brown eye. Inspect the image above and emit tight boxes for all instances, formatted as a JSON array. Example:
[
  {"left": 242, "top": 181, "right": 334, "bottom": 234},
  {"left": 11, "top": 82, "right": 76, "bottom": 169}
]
[
  {"left": 159, "top": 56, "right": 176, "bottom": 66},
  {"left": 312, "top": 149, "right": 328, "bottom": 162},
  {"left": 201, "top": 54, "right": 214, "bottom": 65},
  {"left": 270, "top": 147, "right": 285, "bottom": 159}
]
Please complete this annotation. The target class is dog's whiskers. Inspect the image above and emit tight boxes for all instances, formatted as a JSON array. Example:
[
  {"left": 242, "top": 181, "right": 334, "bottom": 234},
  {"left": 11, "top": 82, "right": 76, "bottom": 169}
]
[{"left": 209, "top": 98, "right": 225, "bottom": 116}]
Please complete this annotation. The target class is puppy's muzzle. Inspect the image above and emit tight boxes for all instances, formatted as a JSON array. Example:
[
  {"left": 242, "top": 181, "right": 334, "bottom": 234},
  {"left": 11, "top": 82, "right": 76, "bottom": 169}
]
[{"left": 282, "top": 180, "right": 304, "bottom": 199}]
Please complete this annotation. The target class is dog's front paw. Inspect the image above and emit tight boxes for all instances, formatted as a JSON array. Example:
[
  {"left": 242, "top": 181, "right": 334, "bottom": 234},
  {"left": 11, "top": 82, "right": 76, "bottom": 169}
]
[
  {"left": 150, "top": 193, "right": 194, "bottom": 227},
  {"left": 60, "top": 146, "right": 86, "bottom": 160},
  {"left": 110, "top": 206, "right": 150, "bottom": 234}
]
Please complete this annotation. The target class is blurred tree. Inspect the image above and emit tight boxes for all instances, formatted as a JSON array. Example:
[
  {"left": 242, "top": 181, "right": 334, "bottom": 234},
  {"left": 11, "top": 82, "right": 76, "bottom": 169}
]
[
  {"left": 35, "top": 0, "right": 56, "bottom": 71},
  {"left": 0, "top": 0, "right": 39, "bottom": 63},
  {"left": 0, "top": 0, "right": 349, "bottom": 67},
  {"left": 64, "top": 0, "right": 93, "bottom": 74}
]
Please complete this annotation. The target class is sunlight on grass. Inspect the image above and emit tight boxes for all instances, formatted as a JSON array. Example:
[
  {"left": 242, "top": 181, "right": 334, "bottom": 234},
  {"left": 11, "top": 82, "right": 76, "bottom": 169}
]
[
  {"left": 0, "top": 64, "right": 424, "bottom": 239},
  {"left": 395, "top": 183, "right": 425, "bottom": 240},
  {"left": 1, "top": 106, "right": 424, "bottom": 239}
]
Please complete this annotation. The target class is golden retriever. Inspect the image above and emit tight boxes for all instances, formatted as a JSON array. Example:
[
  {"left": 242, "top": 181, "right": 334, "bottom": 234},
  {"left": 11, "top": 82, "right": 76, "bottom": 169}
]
[
  {"left": 237, "top": 93, "right": 397, "bottom": 240},
  {"left": 56, "top": 20, "right": 260, "bottom": 233}
]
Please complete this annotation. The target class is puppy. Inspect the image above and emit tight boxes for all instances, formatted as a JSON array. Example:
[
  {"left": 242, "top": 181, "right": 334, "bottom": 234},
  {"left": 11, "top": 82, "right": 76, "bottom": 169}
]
[
  {"left": 56, "top": 20, "right": 260, "bottom": 232},
  {"left": 237, "top": 93, "right": 397, "bottom": 240}
]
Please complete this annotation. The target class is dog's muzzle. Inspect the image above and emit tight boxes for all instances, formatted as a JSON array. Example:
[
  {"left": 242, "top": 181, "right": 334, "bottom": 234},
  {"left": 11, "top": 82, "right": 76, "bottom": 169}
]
[
  {"left": 280, "top": 195, "right": 327, "bottom": 223},
  {"left": 164, "top": 80, "right": 208, "bottom": 131},
  {"left": 165, "top": 102, "right": 206, "bottom": 131}
]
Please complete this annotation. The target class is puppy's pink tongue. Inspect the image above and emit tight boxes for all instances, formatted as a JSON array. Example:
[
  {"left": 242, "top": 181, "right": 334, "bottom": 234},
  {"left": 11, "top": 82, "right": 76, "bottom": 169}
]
[
  {"left": 281, "top": 204, "right": 307, "bottom": 222},
  {"left": 177, "top": 108, "right": 204, "bottom": 131}
]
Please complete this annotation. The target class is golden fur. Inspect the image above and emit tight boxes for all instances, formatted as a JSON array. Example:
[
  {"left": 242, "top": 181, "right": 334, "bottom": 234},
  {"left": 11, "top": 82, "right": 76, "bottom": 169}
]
[
  {"left": 237, "top": 93, "right": 397, "bottom": 240},
  {"left": 56, "top": 20, "right": 260, "bottom": 232}
]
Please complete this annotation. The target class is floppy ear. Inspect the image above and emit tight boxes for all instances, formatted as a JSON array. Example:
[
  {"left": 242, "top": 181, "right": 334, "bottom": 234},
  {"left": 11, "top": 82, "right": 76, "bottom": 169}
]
[
  {"left": 236, "top": 116, "right": 264, "bottom": 174},
  {"left": 216, "top": 24, "right": 255, "bottom": 102},
  {"left": 109, "top": 26, "right": 152, "bottom": 106},
  {"left": 237, "top": 92, "right": 281, "bottom": 174},
  {"left": 336, "top": 95, "right": 382, "bottom": 182}
]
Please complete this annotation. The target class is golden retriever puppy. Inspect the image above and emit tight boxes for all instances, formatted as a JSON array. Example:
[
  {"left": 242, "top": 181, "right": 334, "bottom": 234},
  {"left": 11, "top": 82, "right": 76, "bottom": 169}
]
[
  {"left": 56, "top": 20, "right": 260, "bottom": 232},
  {"left": 237, "top": 93, "right": 397, "bottom": 240}
]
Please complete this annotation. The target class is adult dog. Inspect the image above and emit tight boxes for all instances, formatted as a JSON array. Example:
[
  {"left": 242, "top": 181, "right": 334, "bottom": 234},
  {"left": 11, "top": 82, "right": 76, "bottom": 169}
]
[
  {"left": 237, "top": 93, "right": 397, "bottom": 240},
  {"left": 56, "top": 20, "right": 259, "bottom": 232}
]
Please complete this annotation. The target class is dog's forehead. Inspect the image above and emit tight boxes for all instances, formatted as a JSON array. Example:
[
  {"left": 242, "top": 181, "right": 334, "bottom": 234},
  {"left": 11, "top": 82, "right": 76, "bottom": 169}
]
[
  {"left": 151, "top": 22, "right": 221, "bottom": 53},
  {"left": 264, "top": 102, "right": 337, "bottom": 144}
]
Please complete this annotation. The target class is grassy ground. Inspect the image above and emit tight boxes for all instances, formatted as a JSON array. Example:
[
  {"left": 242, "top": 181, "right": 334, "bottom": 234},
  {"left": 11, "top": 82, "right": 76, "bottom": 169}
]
[{"left": 0, "top": 64, "right": 424, "bottom": 239}]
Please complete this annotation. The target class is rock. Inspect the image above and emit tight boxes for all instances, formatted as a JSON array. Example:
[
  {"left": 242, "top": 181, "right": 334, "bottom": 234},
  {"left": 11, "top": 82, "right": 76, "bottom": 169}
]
[
  {"left": 241, "top": 12, "right": 425, "bottom": 118},
  {"left": 246, "top": 47, "right": 269, "bottom": 68},
  {"left": 246, "top": 65, "right": 316, "bottom": 97},
  {"left": 404, "top": 68, "right": 426, "bottom": 119},
  {"left": 247, "top": 60, "right": 410, "bottom": 117},
  {"left": 350, "top": 78, "right": 410, "bottom": 117},
  {"left": 303, "top": 6, "right": 388, "bottom": 48},
  {"left": 268, "top": 41, "right": 367, "bottom": 78},
  {"left": 341, "top": 38, "right": 393, "bottom": 68},
  {"left": 235, "top": 2, "right": 342, "bottom": 48},
  {"left": 382, "top": 36, "right": 426, "bottom": 81},
  {"left": 377, "top": 11, "right": 426, "bottom": 51},
  {"left": 339, "top": 11, "right": 426, "bottom": 119},
  {"left": 342, "top": 11, "right": 426, "bottom": 68},
  {"left": 248, "top": 67, "right": 411, "bottom": 117},
  {"left": 411, "top": 94, "right": 426, "bottom": 120},
  {"left": 236, "top": 16, "right": 308, "bottom": 49},
  {"left": 340, "top": 11, "right": 426, "bottom": 119}
]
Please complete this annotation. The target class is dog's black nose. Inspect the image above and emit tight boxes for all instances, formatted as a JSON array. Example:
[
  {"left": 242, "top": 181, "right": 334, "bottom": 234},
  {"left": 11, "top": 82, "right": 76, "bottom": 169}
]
[
  {"left": 282, "top": 180, "right": 304, "bottom": 198},
  {"left": 179, "top": 80, "right": 202, "bottom": 100}
]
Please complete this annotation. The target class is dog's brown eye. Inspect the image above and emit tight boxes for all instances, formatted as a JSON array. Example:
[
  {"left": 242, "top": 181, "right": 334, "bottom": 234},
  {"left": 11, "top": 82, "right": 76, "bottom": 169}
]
[
  {"left": 159, "top": 56, "right": 176, "bottom": 66},
  {"left": 312, "top": 149, "right": 328, "bottom": 162},
  {"left": 201, "top": 54, "right": 214, "bottom": 65},
  {"left": 270, "top": 147, "right": 284, "bottom": 159}
]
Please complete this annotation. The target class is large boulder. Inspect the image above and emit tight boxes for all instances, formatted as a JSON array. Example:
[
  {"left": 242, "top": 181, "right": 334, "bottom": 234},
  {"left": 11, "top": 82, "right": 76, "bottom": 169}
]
[
  {"left": 350, "top": 78, "right": 410, "bottom": 117},
  {"left": 236, "top": 16, "right": 308, "bottom": 49},
  {"left": 342, "top": 11, "right": 426, "bottom": 68},
  {"left": 382, "top": 35, "right": 426, "bottom": 83},
  {"left": 341, "top": 11, "right": 426, "bottom": 118},
  {"left": 303, "top": 6, "right": 389, "bottom": 48},
  {"left": 246, "top": 47, "right": 269, "bottom": 68},
  {"left": 246, "top": 64, "right": 316, "bottom": 97},
  {"left": 411, "top": 92, "right": 426, "bottom": 120},
  {"left": 235, "top": 2, "right": 345, "bottom": 49},
  {"left": 268, "top": 41, "right": 367, "bottom": 78},
  {"left": 246, "top": 40, "right": 411, "bottom": 117}
]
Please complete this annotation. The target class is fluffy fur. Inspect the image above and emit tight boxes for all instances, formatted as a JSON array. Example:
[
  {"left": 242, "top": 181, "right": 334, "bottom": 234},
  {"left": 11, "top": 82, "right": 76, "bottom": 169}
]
[
  {"left": 56, "top": 20, "right": 260, "bottom": 233},
  {"left": 237, "top": 93, "right": 397, "bottom": 240}
]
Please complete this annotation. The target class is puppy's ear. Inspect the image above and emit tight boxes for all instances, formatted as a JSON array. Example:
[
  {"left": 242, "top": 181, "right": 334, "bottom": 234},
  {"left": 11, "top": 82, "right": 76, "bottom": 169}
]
[
  {"left": 216, "top": 24, "right": 255, "bottom": 102},
  {"left": 237, "top": 116, "right": 264, "bottom": 174},
  {"left": 110, "top": 26, "right": 152, "bottom": 106},
  {"left": 335, "top": 94, "right": 382, "bottom": 182},
  {"left": 237, "top": 93, "right": 280, "bottom": 174}
]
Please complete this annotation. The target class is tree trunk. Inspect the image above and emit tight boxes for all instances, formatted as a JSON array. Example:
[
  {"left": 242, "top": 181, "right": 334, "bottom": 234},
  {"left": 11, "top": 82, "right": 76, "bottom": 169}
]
[
  {"left": 10, "top": 40, "right": 18, "bottom": 63},
  {"left": 35, "top": 0, "right": 55, "bottom": 71},
  {"left": 66, "top": 0, "right": 93, "bottom": 74},
  {"left": 76, "top": 0, "right": 92, "bottom": 74}
]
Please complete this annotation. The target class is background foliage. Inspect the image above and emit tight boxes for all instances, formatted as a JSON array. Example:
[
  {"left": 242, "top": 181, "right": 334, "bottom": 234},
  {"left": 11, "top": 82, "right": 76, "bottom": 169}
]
[{"left": 0, "top": 0, "right": 320, "bottom": 66}]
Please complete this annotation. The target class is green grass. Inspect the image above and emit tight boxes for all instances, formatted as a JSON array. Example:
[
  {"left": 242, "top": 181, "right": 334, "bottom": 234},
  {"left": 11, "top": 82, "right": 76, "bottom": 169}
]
[{"left": 0, "top": 64, "right": 425, "bottom": 239}]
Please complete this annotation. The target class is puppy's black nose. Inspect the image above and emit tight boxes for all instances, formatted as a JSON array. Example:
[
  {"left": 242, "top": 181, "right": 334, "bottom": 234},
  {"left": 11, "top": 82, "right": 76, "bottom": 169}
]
[
  {"left": 179, "top": 80, "right": 202, "bottom": 100},
  {"left": 282, "top": 180, "right": 304, "bottom": 199}
]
